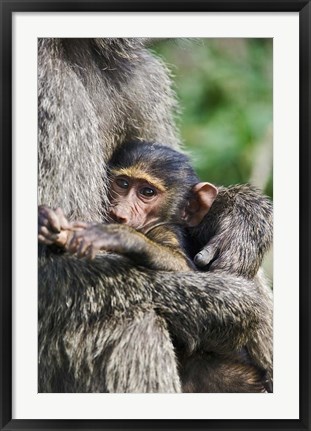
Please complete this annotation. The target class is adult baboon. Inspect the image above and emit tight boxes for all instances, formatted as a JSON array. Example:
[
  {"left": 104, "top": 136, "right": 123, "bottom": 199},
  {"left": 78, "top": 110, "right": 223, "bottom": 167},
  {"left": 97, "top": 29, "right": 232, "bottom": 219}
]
[{"left": 38, "top": 38, "right": 273, "bottom": 393}]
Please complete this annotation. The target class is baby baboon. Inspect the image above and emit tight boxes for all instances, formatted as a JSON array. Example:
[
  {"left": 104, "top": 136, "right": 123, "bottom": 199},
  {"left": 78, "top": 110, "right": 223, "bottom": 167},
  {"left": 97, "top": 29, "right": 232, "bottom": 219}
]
[
  {"left": 38, "top": 38, "right": 273, "bottom": 393},
  {"left": 39, "top": 141, "right": 272, "bottom": 392},
  {"left": 44, "top": 141, "right": 217, "bottom": 271}
]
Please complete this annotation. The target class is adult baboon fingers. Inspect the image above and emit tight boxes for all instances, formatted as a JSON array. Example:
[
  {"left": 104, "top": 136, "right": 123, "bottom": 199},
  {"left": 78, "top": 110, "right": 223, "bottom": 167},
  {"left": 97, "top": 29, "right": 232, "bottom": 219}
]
[
  {"left": 194, "top": 243, "right": 218, "bottom": 267},
  {"left": 208, "top": 257, "right": 225, "bottom": 272}
]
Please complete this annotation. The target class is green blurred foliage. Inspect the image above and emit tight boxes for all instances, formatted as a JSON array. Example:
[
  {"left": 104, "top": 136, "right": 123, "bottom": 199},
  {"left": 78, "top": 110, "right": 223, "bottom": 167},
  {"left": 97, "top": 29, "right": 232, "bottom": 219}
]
[{"left": 151, "top": 39, "right": 273, "bottom": 198}]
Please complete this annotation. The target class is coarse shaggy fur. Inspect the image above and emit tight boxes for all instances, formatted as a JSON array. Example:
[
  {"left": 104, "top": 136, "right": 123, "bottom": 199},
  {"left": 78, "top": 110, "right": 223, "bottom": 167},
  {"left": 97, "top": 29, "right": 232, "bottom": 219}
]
[{"left": 38, "top": 38, "right": 273, "bottom": 393}]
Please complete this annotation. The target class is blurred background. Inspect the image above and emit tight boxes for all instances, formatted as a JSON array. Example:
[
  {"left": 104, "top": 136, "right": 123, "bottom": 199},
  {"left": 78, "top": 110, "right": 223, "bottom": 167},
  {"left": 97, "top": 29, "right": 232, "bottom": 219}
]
[
  {"left": 152, "top": 39, "right": 273, "bottom": 278},
  {"left": 152, "top": 38, "right": 273, "bottom": 198}
]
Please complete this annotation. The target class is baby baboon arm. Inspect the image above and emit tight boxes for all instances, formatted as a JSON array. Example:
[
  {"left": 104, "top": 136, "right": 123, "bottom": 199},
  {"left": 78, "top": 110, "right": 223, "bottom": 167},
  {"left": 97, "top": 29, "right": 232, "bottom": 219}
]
[{"left": 67, "top": 223, "right": 193, "bottom": 271}]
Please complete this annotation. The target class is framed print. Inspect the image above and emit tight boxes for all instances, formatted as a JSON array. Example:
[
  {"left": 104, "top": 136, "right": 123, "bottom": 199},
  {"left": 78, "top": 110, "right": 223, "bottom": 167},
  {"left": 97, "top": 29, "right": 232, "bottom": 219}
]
[{"left": 1, "top": 1, "right": 310, "bottom": 430}]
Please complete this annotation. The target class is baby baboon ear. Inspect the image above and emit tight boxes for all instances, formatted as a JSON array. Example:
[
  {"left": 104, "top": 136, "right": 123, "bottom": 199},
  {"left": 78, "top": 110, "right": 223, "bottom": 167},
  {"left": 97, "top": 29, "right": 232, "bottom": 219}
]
[{"left": 184, "top": 182, "right": 218, "bottom": 227}]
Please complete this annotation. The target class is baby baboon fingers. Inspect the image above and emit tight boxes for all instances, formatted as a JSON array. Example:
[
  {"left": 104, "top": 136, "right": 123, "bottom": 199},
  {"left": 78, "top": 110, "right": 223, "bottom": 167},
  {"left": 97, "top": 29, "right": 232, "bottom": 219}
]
[
  {"left": 38, "top": 225, "right": 48, "bottom": 236},
  {"left": 54, "top": 230, "right": 69, "bottom": 248},
  {"left": 71, "top": 221, "right": 89, "bottom": 230},
  {"left": 54, "top": 207, "right": 70, "bottom": 230},
  {"left": 77, "top": 239, "right": 91, "bottom": 258},
  {"left": 67, "top": 235, "right": 80, "bottom": 253},
  {"left": 88, "top": 245, "right": 97, "bottom": 260},
  {"left": 38, "top": 214, "right": 49, "bottom": 228},
  {"left": 38, "top": 225, "right": 59, "bottom": 240},
  {"left": 46, "top": 210, "right": 62, "bottom": 233},
  {"left": 38, "top": 234, "right": 54, "bottom": 245}
]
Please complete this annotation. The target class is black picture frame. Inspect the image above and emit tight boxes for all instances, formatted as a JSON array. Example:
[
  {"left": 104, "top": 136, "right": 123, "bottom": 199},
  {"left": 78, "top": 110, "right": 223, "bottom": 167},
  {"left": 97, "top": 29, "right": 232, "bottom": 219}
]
[{"left": 1, "top": 1, "right": 310, "bottom": 430}]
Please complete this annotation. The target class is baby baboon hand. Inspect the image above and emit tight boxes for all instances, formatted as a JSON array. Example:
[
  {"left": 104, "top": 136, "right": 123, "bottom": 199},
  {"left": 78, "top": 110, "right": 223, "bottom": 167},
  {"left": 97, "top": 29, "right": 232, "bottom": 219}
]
[
  {"left": 67, "top": 223, "right": 132, "bottom": 259},
  {"left": 38, "top": 205, "right": 71, "bottom": 247}
]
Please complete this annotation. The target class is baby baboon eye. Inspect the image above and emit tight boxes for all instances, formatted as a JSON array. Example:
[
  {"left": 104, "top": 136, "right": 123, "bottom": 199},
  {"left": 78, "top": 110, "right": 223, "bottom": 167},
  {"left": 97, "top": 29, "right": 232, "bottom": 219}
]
[
  {"left": 116, "top": 178, "right": 129, "bottom": 189},
  {"left": 140, "top": 187, "right": 156, "bottom": 197}
]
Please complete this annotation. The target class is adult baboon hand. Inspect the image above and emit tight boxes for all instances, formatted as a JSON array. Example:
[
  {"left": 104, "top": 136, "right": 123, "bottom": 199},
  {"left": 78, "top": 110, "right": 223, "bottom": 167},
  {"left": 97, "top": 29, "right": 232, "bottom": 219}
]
[
  {"left": 194, "top": 233, "right": 241, "bottom": 273},
  {"left": 38, "top": 205, "right": 71, "bottom": 247},
  {"left": 193, "top": 238, "right": 219, "bottom": 268},
  {"left": 193, "top": 185, "right": 273, "bottom": 277}
]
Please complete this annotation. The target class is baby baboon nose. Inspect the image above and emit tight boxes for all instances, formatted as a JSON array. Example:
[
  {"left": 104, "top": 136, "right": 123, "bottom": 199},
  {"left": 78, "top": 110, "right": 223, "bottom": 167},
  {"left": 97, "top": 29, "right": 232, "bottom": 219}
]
[
  {"left": 110, "top": 209, "right": 129, "bottom": 224},
  {"left": 114, "top": 215, "right": 128, "bottom": 224}
]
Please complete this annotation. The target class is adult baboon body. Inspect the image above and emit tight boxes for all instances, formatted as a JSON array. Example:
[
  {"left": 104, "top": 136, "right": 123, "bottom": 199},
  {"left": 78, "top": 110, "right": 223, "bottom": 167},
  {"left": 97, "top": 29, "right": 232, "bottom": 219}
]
[{"left": 38, "top": 38, "right": 273, "bottom": 393}]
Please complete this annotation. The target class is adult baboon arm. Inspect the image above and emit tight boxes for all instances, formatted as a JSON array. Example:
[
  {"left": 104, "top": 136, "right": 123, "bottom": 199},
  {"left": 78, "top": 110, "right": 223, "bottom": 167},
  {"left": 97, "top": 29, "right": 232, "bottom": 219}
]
[
  {"left": 192, "top": 184, "right": 273, "bottom": 278},
  {"left": 152, "top": 270, "right": 271, "bottom": 352},
  {"left": 39, "top": 250, "right": 268, "bottom": 353},
  {"left": 39, "top": 250, "right": 266, "bottom": 384},
  {"left": 38, "top": 248, "right": 182, "bottom": 393}
]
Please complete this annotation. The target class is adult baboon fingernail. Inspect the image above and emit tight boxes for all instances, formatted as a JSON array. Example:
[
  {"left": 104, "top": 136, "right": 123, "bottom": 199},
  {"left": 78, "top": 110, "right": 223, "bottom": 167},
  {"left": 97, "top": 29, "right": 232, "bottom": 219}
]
[{"left": 194, "top": 252, "right": 205, "bottom": 266}]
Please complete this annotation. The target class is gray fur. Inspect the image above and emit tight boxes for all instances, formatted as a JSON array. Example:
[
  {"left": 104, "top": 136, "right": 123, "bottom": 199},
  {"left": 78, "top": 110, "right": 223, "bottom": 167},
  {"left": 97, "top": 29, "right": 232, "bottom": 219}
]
[
  {"left": 38, "top": 38, "right": 179, "bottom": 221},
  {"left": 38, "top": 251, "right": 272, "bottom": 392},
  {"left": 191, "top": 185, "right": 273, "bottom": 278},
  {"left": 38, "top": 38, "right": 273, "bottom": 393}
]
